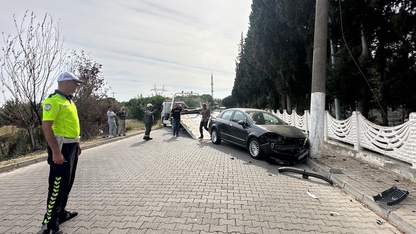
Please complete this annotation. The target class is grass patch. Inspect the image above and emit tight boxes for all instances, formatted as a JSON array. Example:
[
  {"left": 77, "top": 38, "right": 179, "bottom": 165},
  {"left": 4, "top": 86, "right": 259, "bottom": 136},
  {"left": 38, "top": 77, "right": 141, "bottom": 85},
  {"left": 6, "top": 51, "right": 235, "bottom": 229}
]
[
  {"left": 0, "top": 119, "right": 156, "bottom": 166},
  {"left": 0, "top": 125, "right": 18, "bottom": 136},
  {"left": 126, "top": 119, "right": 144, "bottom": 131}
]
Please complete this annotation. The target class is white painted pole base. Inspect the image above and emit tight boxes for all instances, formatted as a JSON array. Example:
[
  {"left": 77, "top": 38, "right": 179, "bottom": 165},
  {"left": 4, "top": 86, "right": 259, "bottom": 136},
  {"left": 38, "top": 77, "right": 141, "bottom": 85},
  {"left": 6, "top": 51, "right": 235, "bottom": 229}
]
[{"left": 309, "top": 92, "right": 326, "bottom": 158}]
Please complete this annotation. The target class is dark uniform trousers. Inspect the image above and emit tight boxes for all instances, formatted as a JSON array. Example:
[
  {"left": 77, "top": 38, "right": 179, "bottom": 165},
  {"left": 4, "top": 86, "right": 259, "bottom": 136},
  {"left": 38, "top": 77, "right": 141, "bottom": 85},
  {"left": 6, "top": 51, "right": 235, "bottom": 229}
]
[
  {"left": 42, "top": 143, "right": 79, "bottom": 228},
  {"left": 144, "top": 123, "right": 152, "bottom": 138}
]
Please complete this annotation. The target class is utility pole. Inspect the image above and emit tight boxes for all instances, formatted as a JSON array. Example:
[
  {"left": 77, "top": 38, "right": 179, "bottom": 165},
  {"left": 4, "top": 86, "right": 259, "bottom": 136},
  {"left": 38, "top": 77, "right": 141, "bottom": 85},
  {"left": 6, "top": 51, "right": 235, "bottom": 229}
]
[
  {"left": 211, "top": 72, "right": 214, "bottom": 100},
  {"left": 310, "top": 0, "right": 329, "bottom": 158},
  {"left": 329, "top": 18, "right": 341, "bottom": 120}
]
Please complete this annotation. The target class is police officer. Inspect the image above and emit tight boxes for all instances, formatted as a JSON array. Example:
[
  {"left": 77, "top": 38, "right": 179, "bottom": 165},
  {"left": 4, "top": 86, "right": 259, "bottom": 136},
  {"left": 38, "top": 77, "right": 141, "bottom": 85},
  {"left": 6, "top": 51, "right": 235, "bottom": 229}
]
[
  {"left": 143, "top": 103, "right": 157, "bottom": 140},
  {"left": 40, "top": 72, "right": 83, "bottom": 234}
]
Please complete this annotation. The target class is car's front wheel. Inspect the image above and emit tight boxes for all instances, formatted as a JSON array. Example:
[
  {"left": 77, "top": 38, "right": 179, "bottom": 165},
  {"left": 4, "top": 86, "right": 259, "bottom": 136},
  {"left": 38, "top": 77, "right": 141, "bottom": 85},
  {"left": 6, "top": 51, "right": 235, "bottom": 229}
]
[
  {"left": 248, "top": 138, "right": 263, "bottom": 159},
  {"left": 211, "top": 129, "right": 221, "bottom": 144}
]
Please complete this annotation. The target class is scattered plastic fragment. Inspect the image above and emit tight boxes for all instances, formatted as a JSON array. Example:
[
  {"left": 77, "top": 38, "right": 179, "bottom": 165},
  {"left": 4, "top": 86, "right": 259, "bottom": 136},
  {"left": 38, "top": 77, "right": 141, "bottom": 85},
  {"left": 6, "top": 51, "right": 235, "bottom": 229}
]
[
  {"left": 329, "top": 212, "right": 340, "bottom": 216},
  {"left": 278, "top": 167, "right": 334, "bottom": 185},
  {"left": 373, "top": 186, "right": 409, "bottom": 206},
  {"left": 307, "top": 190, "right": 319, "bottom": 200}
]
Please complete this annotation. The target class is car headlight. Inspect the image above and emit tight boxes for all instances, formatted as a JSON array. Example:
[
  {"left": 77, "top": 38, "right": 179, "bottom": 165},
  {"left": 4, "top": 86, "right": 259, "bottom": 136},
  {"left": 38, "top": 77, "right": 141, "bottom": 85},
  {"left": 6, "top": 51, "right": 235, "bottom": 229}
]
[{"left": 266, "top": 134, "right": 285, "bottom": 145}]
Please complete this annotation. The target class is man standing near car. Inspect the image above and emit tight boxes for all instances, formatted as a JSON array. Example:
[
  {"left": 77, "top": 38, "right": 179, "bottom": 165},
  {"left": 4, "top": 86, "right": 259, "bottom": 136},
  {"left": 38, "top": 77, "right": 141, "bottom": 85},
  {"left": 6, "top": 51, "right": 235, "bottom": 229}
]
[
  {"left": 170, "top": 103, "right": 183, "bottom": 137},
  {"left": 40, "top": 71, "right": 83, "bottom": 234},
  {"left": 198, "top": 103, "right": 211, "bottom": 139}
]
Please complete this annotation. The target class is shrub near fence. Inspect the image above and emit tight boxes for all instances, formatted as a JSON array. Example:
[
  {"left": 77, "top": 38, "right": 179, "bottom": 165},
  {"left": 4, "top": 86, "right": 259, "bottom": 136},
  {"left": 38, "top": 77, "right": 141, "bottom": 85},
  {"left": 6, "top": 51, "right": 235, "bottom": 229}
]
[
  {"left": 271, "top": 110, "right": 416, "bottom": 168},
  {"left": 0, "top": 128, "right": 33, "bottom": 161}
]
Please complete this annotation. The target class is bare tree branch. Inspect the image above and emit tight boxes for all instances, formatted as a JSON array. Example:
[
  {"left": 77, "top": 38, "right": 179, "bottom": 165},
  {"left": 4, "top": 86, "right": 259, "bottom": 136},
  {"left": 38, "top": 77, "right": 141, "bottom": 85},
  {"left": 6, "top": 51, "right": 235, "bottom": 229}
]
[{"left": 0, "top": 11, "right": 67, "bottom": 149}]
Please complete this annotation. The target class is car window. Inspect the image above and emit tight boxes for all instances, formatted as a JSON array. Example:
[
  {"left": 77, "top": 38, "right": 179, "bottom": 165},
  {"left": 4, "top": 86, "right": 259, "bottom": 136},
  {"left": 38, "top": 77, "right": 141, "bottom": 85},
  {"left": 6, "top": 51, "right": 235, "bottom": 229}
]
[
  {"left": 247, "top": 111, "right": 286, "bottom": 125},
  {"left": 232, "top": 111, "right": 247, "bottom": 123},
  {"left": 220, "top": 110, "right": 233, "bottom": 121},
  {"left": 249, "top": 112, "right": 265, "bottom": 124}
]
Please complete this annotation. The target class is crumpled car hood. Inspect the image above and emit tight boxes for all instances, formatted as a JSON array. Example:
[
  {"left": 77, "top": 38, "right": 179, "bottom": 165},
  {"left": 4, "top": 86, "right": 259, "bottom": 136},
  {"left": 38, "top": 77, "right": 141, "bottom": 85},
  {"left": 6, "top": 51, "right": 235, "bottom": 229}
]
[{"left": 261, "top": 125, "right": 306, "bottom": 138}]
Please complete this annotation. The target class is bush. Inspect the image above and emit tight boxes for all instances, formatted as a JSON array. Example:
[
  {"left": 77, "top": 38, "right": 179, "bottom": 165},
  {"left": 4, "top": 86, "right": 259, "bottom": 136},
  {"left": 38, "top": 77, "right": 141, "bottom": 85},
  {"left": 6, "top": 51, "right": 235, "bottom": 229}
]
[{"left": 0, "top": 129, "right": 32, "bottom": 161}]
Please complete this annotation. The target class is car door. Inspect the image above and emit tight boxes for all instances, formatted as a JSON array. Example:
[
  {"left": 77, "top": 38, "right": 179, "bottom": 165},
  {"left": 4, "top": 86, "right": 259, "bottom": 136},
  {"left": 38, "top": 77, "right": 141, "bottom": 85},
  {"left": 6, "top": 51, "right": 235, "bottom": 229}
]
[
  {"left": 228, "top": 110, "right": 249, "bottom": 146},
  {"left": 216, "top": 110, "right": 234, "bottom": 141}
]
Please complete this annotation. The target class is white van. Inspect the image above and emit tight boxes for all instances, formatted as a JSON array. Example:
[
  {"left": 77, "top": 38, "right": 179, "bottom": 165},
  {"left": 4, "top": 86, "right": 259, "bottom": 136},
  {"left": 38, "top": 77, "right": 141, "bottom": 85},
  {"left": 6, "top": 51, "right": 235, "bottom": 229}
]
[
  {"left": 161, "top": 101, "right": 173, "bottom": 127},
  {"left": 161, "top": 101, "right": 189, "bottom": 127}
]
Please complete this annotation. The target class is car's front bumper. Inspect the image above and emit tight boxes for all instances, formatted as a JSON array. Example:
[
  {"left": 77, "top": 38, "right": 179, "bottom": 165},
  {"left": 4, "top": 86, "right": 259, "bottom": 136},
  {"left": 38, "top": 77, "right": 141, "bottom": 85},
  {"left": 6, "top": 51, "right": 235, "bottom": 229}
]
[{"left": 260, "top": 144, "right": 309, "bottom": 164}]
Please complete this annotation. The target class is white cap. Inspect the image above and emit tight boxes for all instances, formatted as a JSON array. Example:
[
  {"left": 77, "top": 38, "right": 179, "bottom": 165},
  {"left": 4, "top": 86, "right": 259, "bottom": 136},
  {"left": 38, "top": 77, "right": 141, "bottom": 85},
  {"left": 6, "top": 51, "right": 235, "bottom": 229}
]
[
  {"left": 146, "top": 103, "right": 153, "bottom": 107},
  {"left": 57, "top": 72, "right": 84, "bottom": 83}
]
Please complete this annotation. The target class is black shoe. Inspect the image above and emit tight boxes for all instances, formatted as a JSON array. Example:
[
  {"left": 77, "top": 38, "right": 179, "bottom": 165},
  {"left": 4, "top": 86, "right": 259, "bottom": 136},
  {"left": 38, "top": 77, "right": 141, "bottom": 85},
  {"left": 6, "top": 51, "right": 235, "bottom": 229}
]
[
  {"left": 143, "top": 137, "right": 150, "bottom": 141},
  {"left": 49, "top": 228, "right": 65, "bottom": 234},
  {"left": 58, "top": 210, "right": 78, "bottom": 224},
  {"left": 198, "top": 136, "right": 203, "bottom": 139},
  {"left": 38, "top": 225, "right": 65, "bottom": 234},
  {"left": 148, "top": 137, "right": 153, "bottom": 140}
]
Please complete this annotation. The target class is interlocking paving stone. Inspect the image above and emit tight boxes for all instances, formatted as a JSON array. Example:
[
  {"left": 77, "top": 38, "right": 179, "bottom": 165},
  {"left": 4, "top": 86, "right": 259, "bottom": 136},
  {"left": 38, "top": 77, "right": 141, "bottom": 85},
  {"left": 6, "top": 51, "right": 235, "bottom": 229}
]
[{"left": 0, "top": 128, "right": 407, "bottom": 234}]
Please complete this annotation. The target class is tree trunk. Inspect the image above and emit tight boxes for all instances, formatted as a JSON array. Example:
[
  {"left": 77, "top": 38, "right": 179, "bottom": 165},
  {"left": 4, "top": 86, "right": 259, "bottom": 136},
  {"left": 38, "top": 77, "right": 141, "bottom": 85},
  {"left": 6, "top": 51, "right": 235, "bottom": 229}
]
[
  {"left": 357, "top": 24, "right": 370, "bottom": 118},
  {"left": 286, "top": 95, "right": 292, "bottom": 114},
  {"left": 280, "top": 94, "right": 286, "bottom": 111},
  {"left": 29, "top": 125, "right": 35, "bottom": 151},
  {"left": 381, "top": 105, "right": 388, "bottom": 126},
  {"left": 358, "top": 24, "right": 370, "bottom": 62}
]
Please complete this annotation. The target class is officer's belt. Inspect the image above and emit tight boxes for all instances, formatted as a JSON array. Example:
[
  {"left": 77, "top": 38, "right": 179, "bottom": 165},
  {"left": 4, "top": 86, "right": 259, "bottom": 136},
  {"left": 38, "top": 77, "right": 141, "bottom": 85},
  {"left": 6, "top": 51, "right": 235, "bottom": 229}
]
[{"left": 56, "top": 136, "right": 80, "bottom": 144}]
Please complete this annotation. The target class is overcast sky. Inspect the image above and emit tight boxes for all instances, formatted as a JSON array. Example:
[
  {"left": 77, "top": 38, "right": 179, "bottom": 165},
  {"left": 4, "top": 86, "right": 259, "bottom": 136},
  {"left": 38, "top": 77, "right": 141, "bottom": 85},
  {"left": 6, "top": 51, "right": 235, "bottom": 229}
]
[{"left": 0, "top": 0, "right": 252, "bottom": 102}]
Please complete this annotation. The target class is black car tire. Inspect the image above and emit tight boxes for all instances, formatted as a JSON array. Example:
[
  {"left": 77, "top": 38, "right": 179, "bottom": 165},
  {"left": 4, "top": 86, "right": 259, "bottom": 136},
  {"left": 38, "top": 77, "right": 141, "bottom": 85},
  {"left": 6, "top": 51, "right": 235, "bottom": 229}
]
[
  {"left": 248, "top": 138, "right": 263, "bottom": 159},
  {"left": 211, "top": 129, "right": 221, "bottom": 144}
]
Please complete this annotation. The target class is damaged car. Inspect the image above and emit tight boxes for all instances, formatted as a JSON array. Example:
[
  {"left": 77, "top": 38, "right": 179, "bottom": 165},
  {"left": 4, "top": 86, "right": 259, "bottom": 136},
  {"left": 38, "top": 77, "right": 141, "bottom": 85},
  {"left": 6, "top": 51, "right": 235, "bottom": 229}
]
[{"left": 209, "top": 108, "right": 309, "bottom": 165}]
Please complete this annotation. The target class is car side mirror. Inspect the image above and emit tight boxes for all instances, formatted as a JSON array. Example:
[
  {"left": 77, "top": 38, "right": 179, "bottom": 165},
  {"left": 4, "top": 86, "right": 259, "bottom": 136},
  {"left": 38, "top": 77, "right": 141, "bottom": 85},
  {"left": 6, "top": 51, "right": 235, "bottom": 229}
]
[{"left": 237, "top": 120, "right": 246, "bottom": 126}]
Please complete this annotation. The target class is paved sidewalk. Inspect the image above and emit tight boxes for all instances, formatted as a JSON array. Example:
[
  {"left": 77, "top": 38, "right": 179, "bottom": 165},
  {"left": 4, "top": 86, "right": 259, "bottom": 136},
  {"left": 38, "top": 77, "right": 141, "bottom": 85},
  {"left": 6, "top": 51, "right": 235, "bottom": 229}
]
[
  {"left": 0, "top": 128, "right": 414, "bottom": 233},
  {"left": 306, "top": 154, "right": 416, "bottom": 234},
  {"left": 0, "top": 130, "right": 144, "bottom": 174}
]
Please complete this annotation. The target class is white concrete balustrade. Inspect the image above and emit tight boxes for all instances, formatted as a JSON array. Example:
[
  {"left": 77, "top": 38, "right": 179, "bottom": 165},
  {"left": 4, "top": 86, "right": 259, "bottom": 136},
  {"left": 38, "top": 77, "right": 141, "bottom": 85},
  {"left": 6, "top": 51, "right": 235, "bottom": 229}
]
[{"left": 271, "top": 110, "right": 416, "bottom": 168}]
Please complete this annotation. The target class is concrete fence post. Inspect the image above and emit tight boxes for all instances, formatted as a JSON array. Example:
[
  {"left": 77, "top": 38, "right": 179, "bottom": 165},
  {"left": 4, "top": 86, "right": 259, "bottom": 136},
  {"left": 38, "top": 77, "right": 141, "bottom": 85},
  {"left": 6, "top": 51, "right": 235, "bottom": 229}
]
[
  {"left": 409, "top": 112, "right": 416, "bottom": 168},
  {"left": 305, "top": 110, "right": 310, "bottom": 133},
  {"left": 353, "top": 111, "right": 362, "bottom": 151}
]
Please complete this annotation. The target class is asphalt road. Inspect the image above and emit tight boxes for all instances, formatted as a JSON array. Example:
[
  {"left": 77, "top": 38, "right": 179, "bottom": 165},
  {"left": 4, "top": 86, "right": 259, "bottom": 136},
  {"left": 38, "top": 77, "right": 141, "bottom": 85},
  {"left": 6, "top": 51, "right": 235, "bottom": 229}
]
[{"left": 0, "top": 127, "right": 401, "bottom": 233}]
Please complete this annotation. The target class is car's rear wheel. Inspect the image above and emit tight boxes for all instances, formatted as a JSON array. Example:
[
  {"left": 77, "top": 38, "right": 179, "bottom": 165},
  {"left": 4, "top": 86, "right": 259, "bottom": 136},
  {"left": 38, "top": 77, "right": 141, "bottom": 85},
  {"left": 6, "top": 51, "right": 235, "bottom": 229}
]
[
  {"left": 211, "top": 129, "right": 221, "bottom": 144},
  {"left": 248, "top": 138, "right": 263, "bottom": 159}
]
